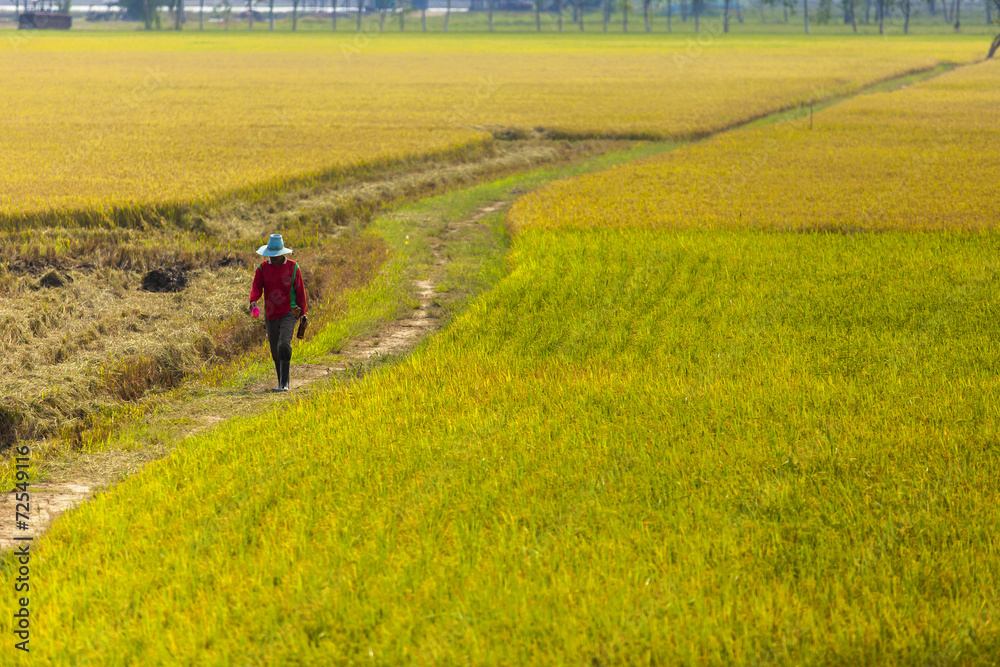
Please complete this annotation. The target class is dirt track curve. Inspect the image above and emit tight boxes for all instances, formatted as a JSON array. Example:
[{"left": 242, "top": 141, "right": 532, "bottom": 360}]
[{"left": 0, "top": 201, "right": 505, "bottom": 551}]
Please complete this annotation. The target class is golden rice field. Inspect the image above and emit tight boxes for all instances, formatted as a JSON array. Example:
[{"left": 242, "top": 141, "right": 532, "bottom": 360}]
[
  {"left": 0, "top": 33, "right": 988, "bottom": 224},
  {"left": 509, "top": 57, "right": 1000, "bottom": 232},
  {"left": 2, "top": 38, "right": 999, "bottom": 662}
]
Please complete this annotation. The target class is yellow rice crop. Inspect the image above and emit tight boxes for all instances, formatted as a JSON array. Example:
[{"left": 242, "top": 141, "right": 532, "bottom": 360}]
[
  {"left": 509, "top": 58, "right": 1000, "bottom": 232},
  {"left": 0, "top": 33, "right": 986, "bottom": 222}
]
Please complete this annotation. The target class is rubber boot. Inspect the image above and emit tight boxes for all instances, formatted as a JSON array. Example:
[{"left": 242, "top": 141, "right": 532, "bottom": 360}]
[{"left": 279, "top": 360, "right": 290, "bottom": 392}]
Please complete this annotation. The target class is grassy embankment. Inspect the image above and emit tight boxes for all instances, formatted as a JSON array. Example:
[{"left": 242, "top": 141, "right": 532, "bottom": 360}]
[{"left": 2, "top": 54, "right": 997, "bottom": 664}]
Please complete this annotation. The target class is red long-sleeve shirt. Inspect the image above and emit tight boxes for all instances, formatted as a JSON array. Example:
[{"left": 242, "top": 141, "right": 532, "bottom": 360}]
[{"left": 250, "top": 260, "right": 307, "bottom": 321}]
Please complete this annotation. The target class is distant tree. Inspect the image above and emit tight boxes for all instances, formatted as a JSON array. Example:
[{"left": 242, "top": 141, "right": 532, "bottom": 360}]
[
  {"left": 214, "top": 0, "right": 231, "bottom": 29},
  {"left": 398, "top": 0, "right": 405, "bottom": 30},
  {"left": 557, "top": 0, "right": 563, "bottom": 31},
  {"left": 643, "top": 0, "right": 651, "bottom": 30},
  {"left": 444, "top": 0, "right": 451, "bottom": 31},
  {"left": 488, "top": 0, "right": 494, "bottom": 31},
  {"left": 903, "top": 0, "right": 911, "bottom": 31},
  {"left": 121, "top": 0, "right": 163, "bottom": 28},
  {"left": 621, "top": 0, "right": 628, "bottom": 31},
  {"left": 292, "top": 0, "right": 299, "bottom": 29},
  {"left": 723, "top": 0, "right": 729, "bottom": 30},
  {"left": 989, "top": 0, "right": 1000, "bottom": 58},
  {"left": 164, "top": 0, "right": 179, "bottom": 26},
  {"left": 665, "top": 0, "right": 672, "bottom": 30},
  {"left": 842, "top": 0, "right": 857, "bottom": 30},
  {"left": 803, "top": 0, "right": 809, "bottom": 32},
  {"left": 816, "top": 0, "right": 831, "bottom": 22},
  {"left": 758, "top": 0, "right": 772, "bottom": 23},
  {"left": 952, "top": 0, "right": 960, "bottom": 29},
  {"left": 246, "top": 0, "right": 254, "bottom": 29}
]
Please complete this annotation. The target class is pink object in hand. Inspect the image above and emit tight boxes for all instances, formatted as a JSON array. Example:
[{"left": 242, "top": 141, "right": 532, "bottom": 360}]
[{"left": 252, "top": 306, "right": 260, "bottom": 319}]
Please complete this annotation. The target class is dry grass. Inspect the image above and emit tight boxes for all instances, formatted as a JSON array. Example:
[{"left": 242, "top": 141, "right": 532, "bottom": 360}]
[{"left": 0, "top": 246, "right": 388, "bottom": 452}]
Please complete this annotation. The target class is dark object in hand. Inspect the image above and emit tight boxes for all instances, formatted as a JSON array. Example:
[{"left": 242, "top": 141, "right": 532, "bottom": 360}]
[{"left": 297, "top": 315, "right": 308, "bottom": 340}]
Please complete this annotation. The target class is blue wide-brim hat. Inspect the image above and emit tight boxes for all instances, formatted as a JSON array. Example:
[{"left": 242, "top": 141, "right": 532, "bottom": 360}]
[{"left": 257, "top": 234, "right": 293, "bottom": 257}]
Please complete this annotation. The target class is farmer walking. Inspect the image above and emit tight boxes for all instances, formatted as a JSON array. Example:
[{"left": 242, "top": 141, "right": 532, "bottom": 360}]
[{"left": 249, "top": 234, "right": 308, "bottom": 392}]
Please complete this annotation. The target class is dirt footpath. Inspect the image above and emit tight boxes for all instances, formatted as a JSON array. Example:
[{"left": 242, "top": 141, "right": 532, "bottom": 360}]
[{"left": 0, "top": 201, "right": 506, "bottom": 552}]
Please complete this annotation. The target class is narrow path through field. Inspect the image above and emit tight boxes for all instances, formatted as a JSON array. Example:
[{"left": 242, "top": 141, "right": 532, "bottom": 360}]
[
  {"left": 333, "top": 201, "right": 505, "bottom": 367},
  {"left": 0, "top": 63, "right": 960, "bottom": 551},
  {"left": 0, "top": 200, "right": 507, "bottom": 551}
]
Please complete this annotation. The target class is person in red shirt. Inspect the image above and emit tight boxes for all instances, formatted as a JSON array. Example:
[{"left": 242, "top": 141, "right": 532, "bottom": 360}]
[{"left": 249, "top": 234, "right": 308, "bottom": 392}]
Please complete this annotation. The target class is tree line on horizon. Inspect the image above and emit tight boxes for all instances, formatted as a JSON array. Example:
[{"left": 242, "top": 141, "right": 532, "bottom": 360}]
[{"left": 17, "top": 0, "right": 998, "bottom": 54}]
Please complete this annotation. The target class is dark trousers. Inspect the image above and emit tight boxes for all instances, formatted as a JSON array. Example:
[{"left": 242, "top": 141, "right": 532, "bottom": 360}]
[{"left": 266, "top": 313, "right": 296, "bottom": 364}]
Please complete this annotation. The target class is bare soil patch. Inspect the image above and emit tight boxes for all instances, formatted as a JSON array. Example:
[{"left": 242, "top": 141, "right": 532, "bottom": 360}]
[
  {"left": 0, "top": 445, "right": 168, "bottom": 551},
  {"left": 337, "top": 279, "right": 440, "bottom": 367},
  {"left": 0, "top": 483, "right": 94, "bottom": 550},
  {"left": 140, "top": 267, "right": 188, "bottom": 293},
  {"left": 335, "top": 201, "right": 505, "bottom": 368}
]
